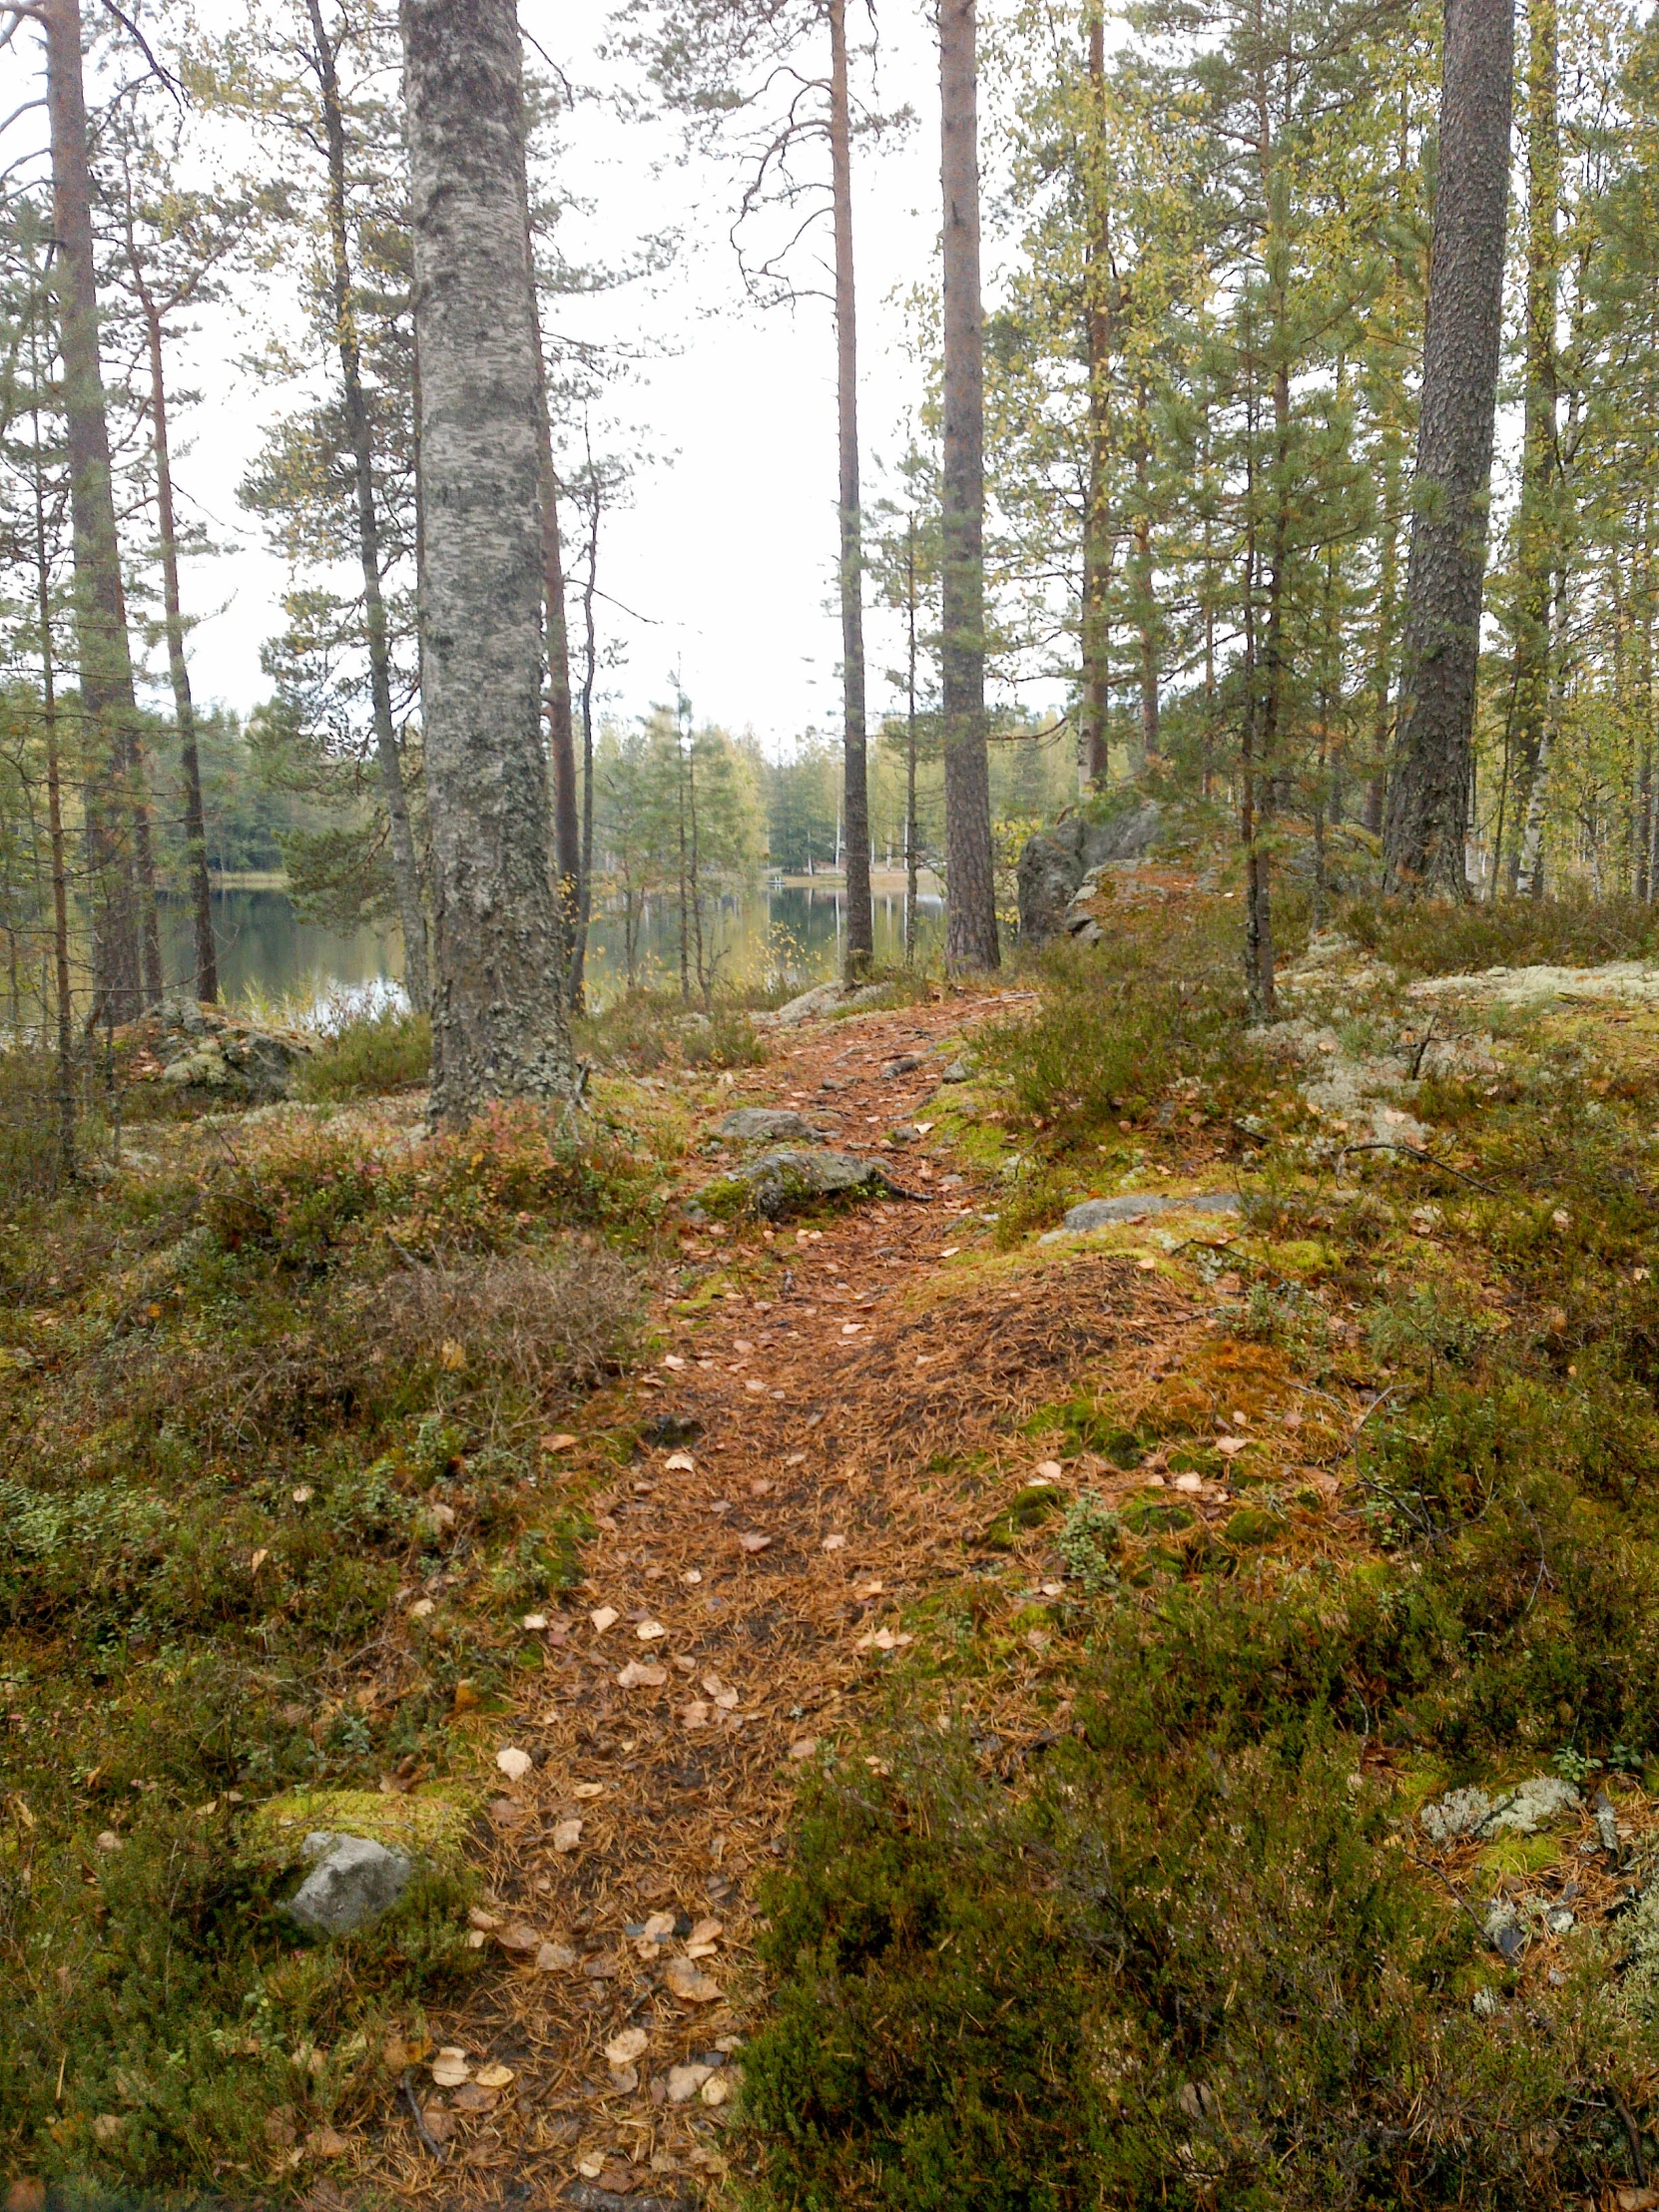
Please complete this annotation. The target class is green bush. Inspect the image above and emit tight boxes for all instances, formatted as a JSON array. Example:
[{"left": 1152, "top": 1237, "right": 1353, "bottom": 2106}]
[
  {"left": 1341, "top": 892, "right": 1659, "bottom": 980},
  {"left": 292, "top": 1007, "right": 431, "bottom": 1100}
]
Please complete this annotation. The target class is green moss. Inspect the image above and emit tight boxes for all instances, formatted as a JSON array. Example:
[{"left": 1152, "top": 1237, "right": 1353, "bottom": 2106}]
[
  {"left": 980, "top": 1483, "right": 1067, "bottom": 1548},
  {"left": 238, "top": 1785, "right": 480, "bottom": 1875},
  {"left": 1223, "top": 1506, "right": 1285, "bottom": 1548}
]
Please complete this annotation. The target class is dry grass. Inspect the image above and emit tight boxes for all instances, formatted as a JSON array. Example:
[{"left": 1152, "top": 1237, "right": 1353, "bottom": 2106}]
[{"left": 376, "top": 1242, "right": 640, "bottom": 1392}]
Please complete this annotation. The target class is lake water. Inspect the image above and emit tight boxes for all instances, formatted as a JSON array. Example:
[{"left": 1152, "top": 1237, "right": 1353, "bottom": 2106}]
[{"left": 161, "top": 882, "right": 944, "bottom": 1020}]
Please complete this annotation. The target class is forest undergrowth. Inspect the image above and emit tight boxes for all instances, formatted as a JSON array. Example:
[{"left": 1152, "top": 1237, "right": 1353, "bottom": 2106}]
[{"left": 10, "top": 887, "right": 1659, "bottom": 2209}]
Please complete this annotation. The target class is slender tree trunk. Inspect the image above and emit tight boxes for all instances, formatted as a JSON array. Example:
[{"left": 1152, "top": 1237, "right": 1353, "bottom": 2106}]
[
  {"left": 904, "top": 513, "right": 919, "bottom": 959},
  {"left": 33, "top": 397, "right": 74, "bottom": 1178},
  {"left": 1080, "top": 6, "right": 1113, "bottom": 789},
  {"left": 44, "top": 0, "right": 159, "bottom": 1022},
  {"left": 1132, "top": 377, "right": 1158, "bottom": 766},
  {"left": 522, "top": 223, "right": 581, "bottom": 995},
  {"left": 401, "top": 0, "right": 577, "bottom": 1121},
  {"left": 140, "top": 299, "right": 218, "bottom": 1003},
  {"left": 1507, "top": 0, "right": 1558, "bottom": 893},
  {"left": 309, "top": 0, "right": 430, "bottom": 1015},
  {"left": 1382, "top": 0, "right": 1516, "bottom": 897},
  {"left": 938, "top": 0, "right": 999, "bottom": 970},
  {"left": 571, "top": 451, "right": 600, "bottom": 1010},
  {"left": 1367, "top": 435, "right": 1400, "bottom": 834},
  {"left": 829, "top": 0, "right": 872, "bottom": 976},
  {"left": 1241, "top": 372, "right": 1275, "bottom": 1020}
]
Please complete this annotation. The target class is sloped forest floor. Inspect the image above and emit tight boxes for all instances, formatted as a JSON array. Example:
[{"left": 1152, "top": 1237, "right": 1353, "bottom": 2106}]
[{"left": 12, "top": 869, "right": 1659, "bottom": 2212}]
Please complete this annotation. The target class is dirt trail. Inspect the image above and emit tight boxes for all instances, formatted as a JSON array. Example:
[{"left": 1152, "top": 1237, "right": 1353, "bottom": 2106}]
[{"left": 363, "top": 987, "right": 1208, "bottom": 2208}]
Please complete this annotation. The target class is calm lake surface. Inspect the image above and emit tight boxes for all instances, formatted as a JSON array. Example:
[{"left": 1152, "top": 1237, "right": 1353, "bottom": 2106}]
[{"left": 161, "top": 882, "right": 944, "bottom": 1019}]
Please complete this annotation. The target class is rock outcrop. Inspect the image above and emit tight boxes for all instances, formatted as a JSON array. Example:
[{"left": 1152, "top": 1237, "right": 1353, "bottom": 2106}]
[
  {"left": 121, "top": 998, "right": 314, "bottom": 1104},
  {"left": 1016, "top": 803, "right": 1163, "bottom": 945}
]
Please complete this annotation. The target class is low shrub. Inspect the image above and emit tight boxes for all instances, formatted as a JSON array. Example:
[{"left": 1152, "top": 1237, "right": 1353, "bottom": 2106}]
[
  {"left": 1342, "top": 892, "right": 1659, "bottom": 979},
  {"left": 293, "top": 1006, "right": 431, "bottom": 1099},
  {"left": 375, "top": 1238, "right": 638, "bottom": 1389}
]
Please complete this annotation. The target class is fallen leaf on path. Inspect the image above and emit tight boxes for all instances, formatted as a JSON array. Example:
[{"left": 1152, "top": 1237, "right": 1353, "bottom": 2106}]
[
  {"left": 841, "top": 1323, "right": 863, "bottom": 1337},
  {"left": 496, "top": 1925, "right": 541, "bottom": 1954},
  {"left": 702, "top": 2072, "right": 735, "bottom": 2106},
  {"left": 573, "top": 1781, "right": 604, "bottom": 1799},
  {"left": 703, "top": 1675, "right": 739, "bottom": 1709},
  {"left": 418, "top": 2106, "right": 455, "bottom": 2145},
  {"left": 522, "top": 1613, "right": 548, "bottom": 1630},
  {"left": 467, "top": 1907, "right": 501, "bottom": 1932},
  {"left": 540, "top": 1432, "right": 577, "bottom": 1452},
  {"left": 641, "top": 1911, "right": 676, "bottom": 1941},
  {"left": 1036, "top": 1460, "right": 1063, "bottom": 1478},
  {"left": 940, "top": 1246, "right": 960, "bottom": 1257},
  {"left": 304, "top": 2126, "right": 350, "bottom": 2157},
  {"left": 1214, "top": 1435, "right": 1252, "bottom": 1456},
  {"left": 662, "top": 1356, "right": 687, "bottom": 1370},
  {"left": 535, "top": 1941, "right": 577, "bottom": 1970},
  {"left": 667, "top": 2062, "right": 715, "bottom": 2102},
  {"left": 744, "top": 1379, "right": 768, "bottom": 1394},
  {"left": 635, "top": 1619, "right": 667, "bottom": 1640},
  {"left": 682, "top": 1567, "right": 703, "bottom": 1584},
  {"left": 495, "top": 1747, "right": 532, "bottom": 1782},
  {"left": 474, "top": 2062, "right": 515, "bottom": 2089},
  {"left": 450, "top": 2082, "right": 496, "bottom": 2113},
  {"left": 786, "top": 1450, "right": 807, "bottom": 1465},
  {"left": 251, "top": 1549, "right": 269, "bottom": 1573},
  {"left": 855, "top": 1628, "right": 914, "bottom": 1653},
  {"left": 407, "top": 1598, "right": 434, "bottom": 1619},
  {"left": 617, "top": 1660, "right": 668, "bottom": 1688},
  {"left": 788, "top": 1738, "right": 818, "bottom": 1760},
  {"left": 431, "top": 2049, "right": 470, "bottom": 2089},
  {"left": 664, "top": 1450, "right": 696, "bottom": 1471},
  {"left": 291, "top": 1485, "right": 312, "bottom": 1504},
  {"left": 552, "top": 1819, "right": 583, "bottom": 1853},
  {"left": 681, "top": 1699, "right": 711, "bottom": 1727},
  {"left": 590, "top": 1606, "right": 620, "bottom": 1633},
  {"left": 822, "top": 1533, "right": 845, "bottom": 1550},
  {"left": 739, "top": 1531, "right": 772, "bottom": 1553},
  {"left": 607, "top": 2064, "right": 640, "bottom": 2093},
  {"left": 665, "top": 1956, "right": 725, "bottom": 2004}
]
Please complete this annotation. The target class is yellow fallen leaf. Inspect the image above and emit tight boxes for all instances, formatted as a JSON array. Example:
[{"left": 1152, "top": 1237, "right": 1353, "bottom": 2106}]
[
  {"left": 431, "top": 2048, "right": 470, "bottom": 2088},
  {"left": 665, "top": 1449, "right": 697, "bottom": 1471},
  {"left": 251, "top": 1548, "right": 270, "bottom": 1573},
  {"left": 540, "top": 1431, "right": 577, "bottom": 1452},
  {"left": 590, "top": 1606, "right": 620, "bottom": 1633},
  {"left": 665, "top": 1954, "right": 724, "bottom": 2004},
  {"left": 495, "top": 1747, "right": 532, "bottom": 1782},
  {"left": 474, "top": 2062, "right": 515, "bottom": 2089},
  {"left": 439, "top": 1340, "right": 466, "bottom": 1371}
]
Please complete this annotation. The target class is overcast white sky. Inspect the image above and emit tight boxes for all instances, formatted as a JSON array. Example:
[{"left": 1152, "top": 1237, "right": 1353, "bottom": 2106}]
[{"left": 0, "top": 1, "right": 962, "bottom": 759}]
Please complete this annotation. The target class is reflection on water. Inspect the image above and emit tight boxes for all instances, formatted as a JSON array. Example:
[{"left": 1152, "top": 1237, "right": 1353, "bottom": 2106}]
[{"left": 162, "top": 884, "right": 943, "bottom": 1019}]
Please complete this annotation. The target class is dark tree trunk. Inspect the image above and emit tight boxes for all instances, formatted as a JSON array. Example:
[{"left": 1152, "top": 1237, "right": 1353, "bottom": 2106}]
[
  {"left": 829, "top": 0, "right": 872, "bottom": 975},
  {"left": 938, "top": 0, "right": 999, "bottom": 970},
  {"left": 401, "top": 0, "right": 577, "bottom": 1121},
  {"left": 140, "top": 298, "right": 218, "bottom": 1003},
  {"left": 521, "top": 221, "right": 581, "bottom": 997},
  {"left": 44, "top": 0, "right": 159, "bottom": 1021},
  {"left": 308, "top": 0, "right": 431, "bottom": 1014},
  {"left": 1080, "top": 8, "right": 1112, "bottom": 789},
  {"left": 1382, "top": 0, "right": 1516, "bottom": 897},
  {"left": 1507, "top": 0, "right": 1557, "bottom": 891}
]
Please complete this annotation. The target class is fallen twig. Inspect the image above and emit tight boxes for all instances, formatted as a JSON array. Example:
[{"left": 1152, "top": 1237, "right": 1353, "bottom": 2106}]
[
  {"left": 400, "top": 2068, "right": 448, "bottom": 2162},
  {"left": 1335, "top": 1140, "right": 1503, "bottom": 1197}
]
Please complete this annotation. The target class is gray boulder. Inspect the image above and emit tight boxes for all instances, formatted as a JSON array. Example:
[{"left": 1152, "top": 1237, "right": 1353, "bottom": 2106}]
[
  {"left": 770, "top": 979, "right": 889, "bottom": 1028},
  {"left": 1016, "top": 803, "right": 1163, "bottom": 943},
  {"left": 1042, "top": 1192, "right": 1241, "bottom": 1241},
  {"left": 740, "top": 1147, "right": 892, "bottom": 1219},
  {"left": 283, "top": 1831, "right": 412, "bottom": 1936},
  {"left": 716, "top": 1107, "right": 823, "bottom": 1145}
]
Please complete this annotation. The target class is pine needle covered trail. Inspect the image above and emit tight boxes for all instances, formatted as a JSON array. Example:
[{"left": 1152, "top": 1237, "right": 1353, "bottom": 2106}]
[{"left": 373, "top": 985, "right": 1377, "bottom": 2206}]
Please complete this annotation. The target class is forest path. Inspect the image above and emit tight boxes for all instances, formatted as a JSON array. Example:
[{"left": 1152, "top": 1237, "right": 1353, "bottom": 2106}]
[{"left": 380, "top": 983, "right": 1206, "bottom": 2211}]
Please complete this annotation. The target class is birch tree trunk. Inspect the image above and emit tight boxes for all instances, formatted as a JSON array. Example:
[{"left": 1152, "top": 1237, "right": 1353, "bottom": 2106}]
[
  {"left": 44, "top": 0, "right": 161, "bottom": 1020},
  {"left": 938, "top": 0, "right": 999, "bottom": 971},
  {"left": 401, "top": 0, "right": 577, "bottom": 1123},
  {"left": 1382, "top": 0, "right": 1516, "bottom": 897},
  {"left": 308, "top": 0, "right": 430, "bottom": 1015},
  {"left": 830, "top": 0, "right": 872, "bottom": 976}
]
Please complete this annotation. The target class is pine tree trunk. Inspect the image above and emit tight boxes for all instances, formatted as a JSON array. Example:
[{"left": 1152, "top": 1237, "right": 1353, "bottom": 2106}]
[
  {"left": 309, "top": 0, "right": 430, "bottom": 1015},
  {"left": 571, "top": 463, "right": 600, "bottom": 1010},
  {"left": 1507, "top": 0, "right": 1558, "bottom": 893},
  {"left": 34, "top": 391, "right": 75, "bottom": 1177},
  {"left": 44, "top": 0, "right": 159, "bottom": 1021},
  {"left": 1080, "top": 7, "right": 1112, "bottom": 790},
  {"left": 938, "top": 0, "right": 999, "bottom": 971},
  {"left": 401, "top": 0, "right": 577, "bottom": 1122},
  {"left": 829, "top": 0, "right": 872, "bottom": 976},
  {"left": 1382, "top": 0, "right": 1516, "bottom": 898},
  {"left": 143, "top": 300, "right": 218, "bottom": 1003},
  {"left": 904, "top": 514, "right": 920, "bottom": 959},
  {"left": 523, "top": 241, "right": 581, "bottom": 996},
  {"left": 1133, "top": 380, "right": 1158, "bottom": 766}
]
